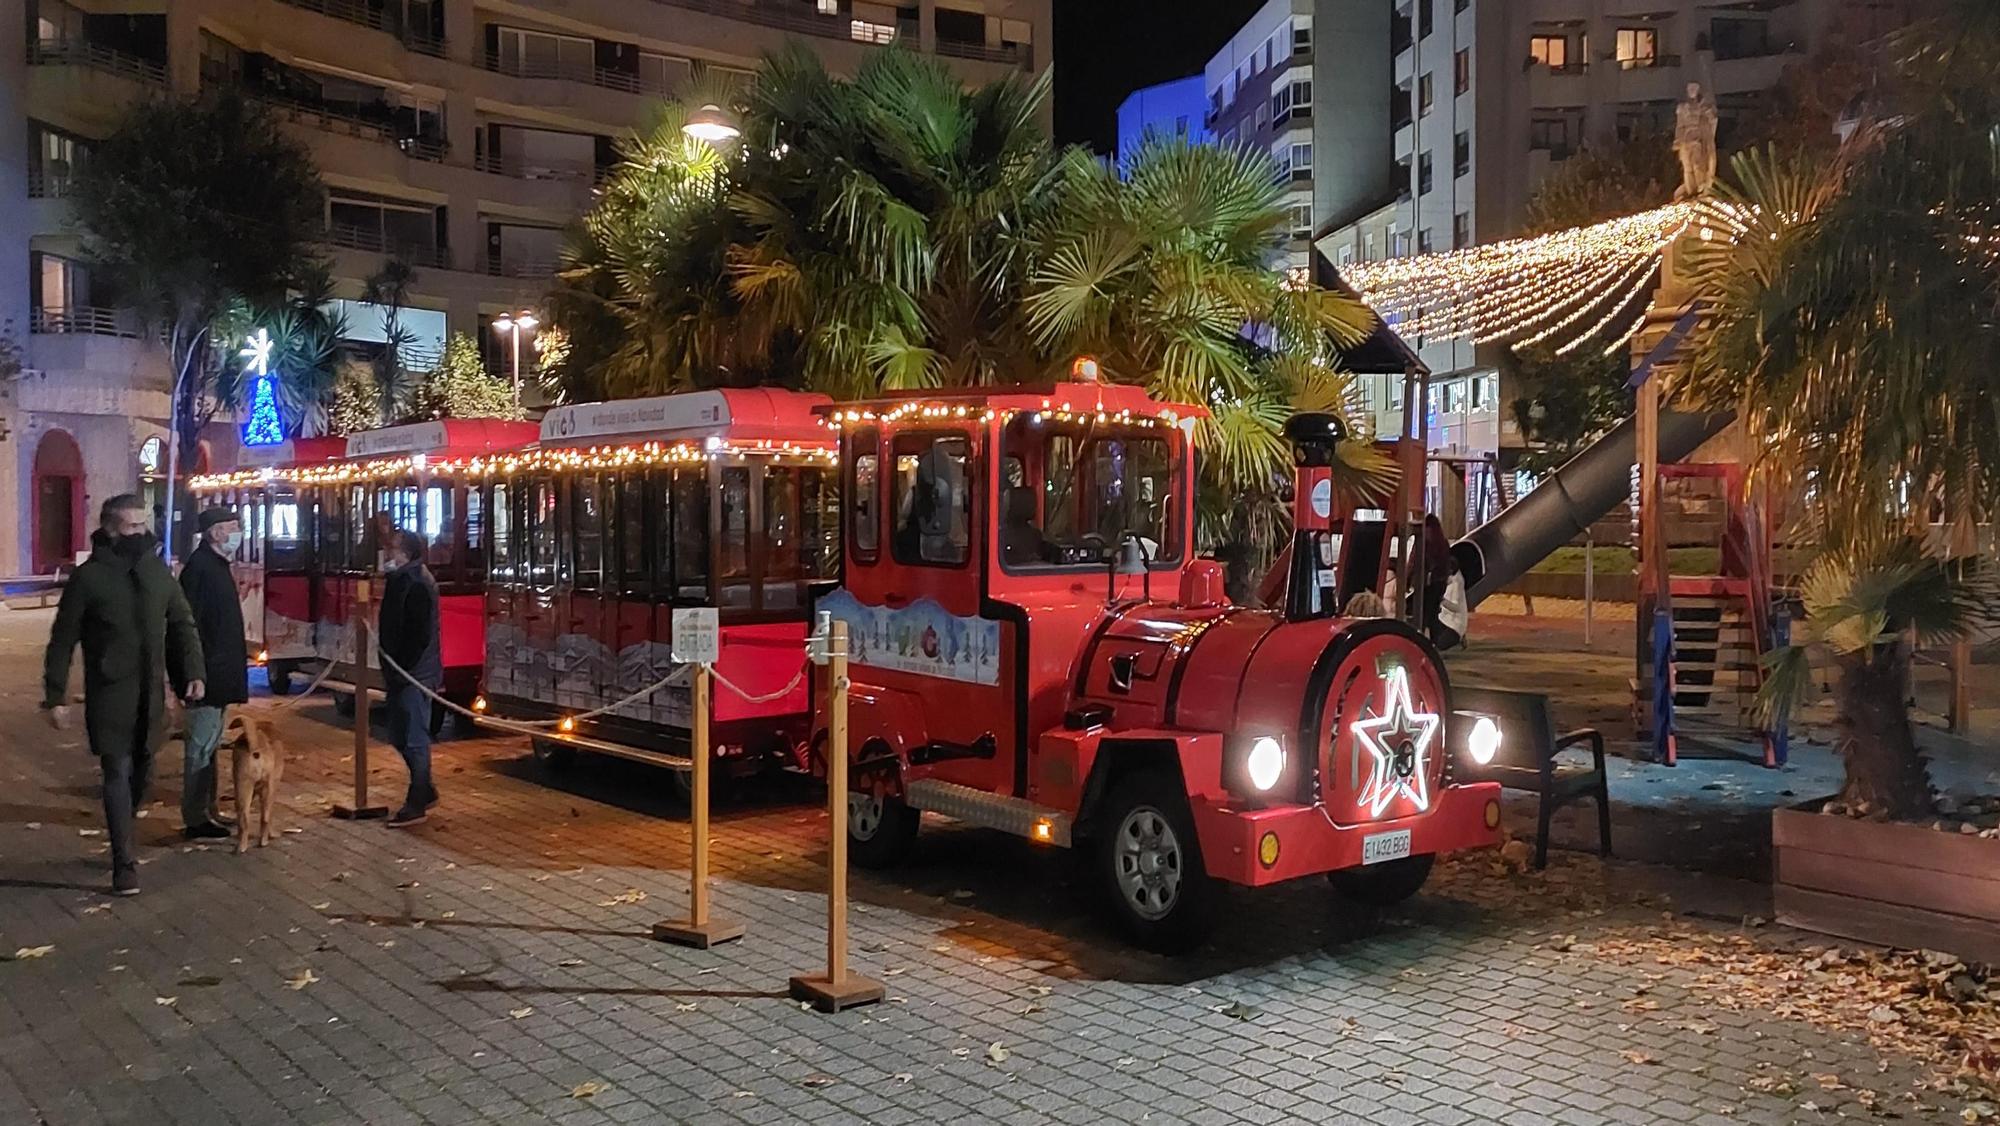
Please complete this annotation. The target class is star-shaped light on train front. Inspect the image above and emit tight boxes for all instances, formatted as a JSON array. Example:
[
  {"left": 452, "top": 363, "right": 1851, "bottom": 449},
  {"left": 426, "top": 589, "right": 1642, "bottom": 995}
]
[{"left": 1351, "top": 665, "right": 1439, "bottom": 818}]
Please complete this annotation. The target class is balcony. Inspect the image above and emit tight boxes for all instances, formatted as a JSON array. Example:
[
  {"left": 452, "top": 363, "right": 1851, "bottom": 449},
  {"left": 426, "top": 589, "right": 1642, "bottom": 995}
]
[
  {"left": 27, "top": 166, "right": 75, "bottom": 199},
  {"left": 1615, "top": 53, "right": 1682, "bottom": 71},
  {"left": 324, "top": 225, "right": 454, "bottom": 270},
  {"left": 473, "top": 152, "right": 607, "bottom": 185},
  {"left": 243, "top": 88, "right": 449, "bottom": 162},
  {"left": 26, "top": 39, "right": 167, "bottom": 85},
  {"left": 271, "top": 0, "right": 448, "bottom": 58},
  {"left": 481, "top": 53, "right": 676, "bottom": 98},
  {"left": 30, "top": 306, "right": 142, "bottom": 338},
  {"left": 485, "top": 252, "right": 561, "bottom": 279},
  {"left": 935, "top": 37, "right": 1029, "bottom": 67}
]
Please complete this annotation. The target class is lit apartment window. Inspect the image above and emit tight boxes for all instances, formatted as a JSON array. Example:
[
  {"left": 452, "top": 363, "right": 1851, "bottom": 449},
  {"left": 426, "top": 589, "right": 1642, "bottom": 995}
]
[
  {"left": 1419, "top": 73, "right": 1434, "bottom": 115},
  {"left": 817, "top": 0, "right": 838, "bottom": 13},
  {"left": 1529, "top": 35, "right": 1567, "bottom": 69},
  {"left": 1616, "top": 28, "right": 1658, "bottom": 68},
  {"left": 851, "top": 19, "right": 896, "bottom": 44},
  {"left": 1453, "top": 212, "right": 1471, "bottom": 248},
  {"left": 1454, "top": 48, "right": 1470, "bottom": 94}
]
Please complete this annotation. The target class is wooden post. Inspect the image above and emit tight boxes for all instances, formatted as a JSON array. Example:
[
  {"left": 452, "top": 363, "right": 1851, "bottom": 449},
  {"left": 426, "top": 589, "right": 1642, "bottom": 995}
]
[
  {"left": 333, "top": 579, "right": 387, "bottom": 820},
  {"left": 1583, "top": 529, "right": 1595, "bottom": 647},
  {"left": 790, "top": 620, "right": 883, "bottom": 1013},
  {"left": 654, "top": 663, "right": 743, "bottom": 948}
]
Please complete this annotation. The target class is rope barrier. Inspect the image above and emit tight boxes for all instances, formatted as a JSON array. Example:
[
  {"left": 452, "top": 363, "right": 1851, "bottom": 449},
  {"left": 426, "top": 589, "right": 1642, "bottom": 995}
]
[{"left": 266, "top": 652, "right": 341, "bottom": 711}]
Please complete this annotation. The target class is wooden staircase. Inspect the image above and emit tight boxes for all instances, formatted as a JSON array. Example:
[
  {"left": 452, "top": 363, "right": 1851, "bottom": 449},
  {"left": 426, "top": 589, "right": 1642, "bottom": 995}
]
[{"left": 1636, "top": 592, "right": 1765, "bottom": 739}]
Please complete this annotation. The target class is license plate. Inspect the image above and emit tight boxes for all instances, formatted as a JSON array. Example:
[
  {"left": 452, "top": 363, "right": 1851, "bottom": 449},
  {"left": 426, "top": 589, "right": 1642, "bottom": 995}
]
[{"left": 1361, "top": 829, "right": 1413, "bottom": 865}]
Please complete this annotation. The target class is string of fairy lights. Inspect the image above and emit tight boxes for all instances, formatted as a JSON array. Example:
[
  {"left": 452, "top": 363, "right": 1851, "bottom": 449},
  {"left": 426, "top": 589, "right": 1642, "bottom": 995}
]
[
  {"left": 188, "top": 438, "right": 836, "bottom": 492},
  {"left": 1341, "top": 202, "right": 1699, "bottom": 357}
]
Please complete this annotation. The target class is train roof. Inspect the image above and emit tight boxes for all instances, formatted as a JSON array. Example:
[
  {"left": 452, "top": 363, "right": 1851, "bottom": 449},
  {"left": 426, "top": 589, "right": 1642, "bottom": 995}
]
[
  {"left": 232, "top": 436, "right": 346, "bottom": 471},
  {"left": 538, "top": 388, "right": 835, "bottom": 449},
  {"left": 344, "top": 418, "right": 540, "bottom": 460},
  {"left": 819, "top": 381, "right": 1207, "bottom": 423}
]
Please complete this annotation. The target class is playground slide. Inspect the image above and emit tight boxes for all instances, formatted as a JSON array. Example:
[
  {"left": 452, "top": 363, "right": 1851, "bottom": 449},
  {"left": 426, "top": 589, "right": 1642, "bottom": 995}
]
[{"left": 1451, "top": 409, "right": 1734, "bottom": 608}]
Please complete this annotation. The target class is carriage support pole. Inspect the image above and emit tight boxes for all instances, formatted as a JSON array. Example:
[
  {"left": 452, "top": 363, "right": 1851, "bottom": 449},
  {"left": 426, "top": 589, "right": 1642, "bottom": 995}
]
[
  {"left": 333, "top": 578, "right": 388, "bottom": 820},
  {"left": 653, "top": 664, "right": 744, "bottom": 948},
  {"left": 790, "top": 620, "right": 883, "bottom": 1013}
]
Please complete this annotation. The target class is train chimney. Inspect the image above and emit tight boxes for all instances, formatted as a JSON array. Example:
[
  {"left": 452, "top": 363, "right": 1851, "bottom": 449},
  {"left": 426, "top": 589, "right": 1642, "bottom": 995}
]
[{"left": 1281, "top": 413, "right": 1347, "bottom": 622}]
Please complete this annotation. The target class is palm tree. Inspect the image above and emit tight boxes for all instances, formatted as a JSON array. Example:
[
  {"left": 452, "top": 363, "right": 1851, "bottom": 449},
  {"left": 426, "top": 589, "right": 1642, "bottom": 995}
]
[
  {"left": 1678, "top": 0, "right": 2000, "bottom": 819},
  {"left": 1026, "top": 139, "right": 1392, "bottom": 572}
]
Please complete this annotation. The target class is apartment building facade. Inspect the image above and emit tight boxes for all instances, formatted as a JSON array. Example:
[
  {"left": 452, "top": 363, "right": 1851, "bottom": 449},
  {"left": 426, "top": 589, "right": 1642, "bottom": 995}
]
[
  {"left": 1315, "top": 0, "right": 1926, "bottom": 513},
  {"left": 1201, "top": 0, "right": 1395, "bottom": 273},
  {"left": 3, "top": 0, "right": 1049, "bottom": 575},
  {"left": 1114, "top": 74, "right": 1209, "bottom": 163}
]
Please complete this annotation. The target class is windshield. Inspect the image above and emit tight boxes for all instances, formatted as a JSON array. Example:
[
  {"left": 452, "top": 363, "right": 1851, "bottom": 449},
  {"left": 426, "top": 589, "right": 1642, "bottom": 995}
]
[{"left": 999, "top": 415, "right": 1180, "bottom": 569}]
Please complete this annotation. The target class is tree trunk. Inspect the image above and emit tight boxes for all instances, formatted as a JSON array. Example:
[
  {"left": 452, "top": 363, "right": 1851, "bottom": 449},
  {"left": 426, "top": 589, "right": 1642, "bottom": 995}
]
[{"left": 1832, "top": 638, "right": 1932, "bottom": 820}]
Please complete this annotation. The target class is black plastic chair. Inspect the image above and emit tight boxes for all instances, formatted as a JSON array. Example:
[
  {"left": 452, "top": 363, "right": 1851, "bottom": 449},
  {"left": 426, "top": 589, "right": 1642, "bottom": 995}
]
[{"left": 1453, "top": 685, "right": 1611, "bottom": 869}]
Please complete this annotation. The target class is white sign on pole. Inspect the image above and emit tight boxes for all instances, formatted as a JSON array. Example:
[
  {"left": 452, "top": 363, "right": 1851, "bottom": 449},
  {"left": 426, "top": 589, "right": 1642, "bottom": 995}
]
[{"left": 672, "top": 607, "right": 720, "bottom": 665}]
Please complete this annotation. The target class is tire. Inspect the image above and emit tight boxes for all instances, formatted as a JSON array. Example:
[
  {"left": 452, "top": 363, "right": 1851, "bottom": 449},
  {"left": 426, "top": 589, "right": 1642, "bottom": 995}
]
[
  {"left": 664, "top": 768, "right": 695, "bottom": 806},
  {"left": 846, "top": 788, "right": 920, "bottom": 869},
  {"left": 531, "top": 738, "right": 576, "bottom": 770},
  {"left": 1328, "top": 854, "right": 1436, "bottom": 907},
  {"left": 332, "top": 691, "right": 355, "bottom": 718},
  {"left": 1094, "top": 768, "right": 1216, "bottom": 952},
  {"left": 266, "top": 660, "right": 296, "bottom": 697}
]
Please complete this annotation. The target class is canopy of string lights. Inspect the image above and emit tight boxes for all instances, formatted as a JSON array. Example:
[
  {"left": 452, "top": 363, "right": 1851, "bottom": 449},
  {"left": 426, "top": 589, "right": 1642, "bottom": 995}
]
[{"left": 1340, "top": 202, "right": 1699, "bottom": 358}]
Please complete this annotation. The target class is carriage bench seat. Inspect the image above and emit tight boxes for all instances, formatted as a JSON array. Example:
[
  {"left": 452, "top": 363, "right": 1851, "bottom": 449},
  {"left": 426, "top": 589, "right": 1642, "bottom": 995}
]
[{"left": 1452, "top": 685, "right": 1610, "bottom": 870}]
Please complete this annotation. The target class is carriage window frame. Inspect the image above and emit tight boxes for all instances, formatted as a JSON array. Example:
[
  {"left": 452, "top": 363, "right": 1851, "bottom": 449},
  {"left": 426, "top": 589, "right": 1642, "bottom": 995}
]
[
  {"left": 846, "top": 427, "right": 881, "bottom": 565},
  {"left": 671, "top": 464, "right": 711, "bottom": 604},
  {"left": 890, "top": 429, "right": 975, "bottom": 569},
  {"left": 614, "top": 470, "right": 650, "bottom": 599},
  {"left": 464, "top": 482, "right": 487, "bottom": 582},
  {"left": 997, "top": 417, "right": 1185, "bottom": 575},
  {"left": 268, "top": 485, "right": 306, "bottom": 571},
  {"left": 489, "top": 479, "right": 514, "bottom": 584},
  {"left": 571, "top": 472, "right": 605, "bottom": 592},
  {"left": 528, "top": 474, "right": 557, "bottom": 589}
]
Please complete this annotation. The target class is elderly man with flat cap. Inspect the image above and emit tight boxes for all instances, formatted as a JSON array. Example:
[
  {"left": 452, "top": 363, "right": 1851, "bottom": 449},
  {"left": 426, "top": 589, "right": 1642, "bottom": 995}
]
[{"left": 177, "top": 506, "right": 251, "bottom": 840}]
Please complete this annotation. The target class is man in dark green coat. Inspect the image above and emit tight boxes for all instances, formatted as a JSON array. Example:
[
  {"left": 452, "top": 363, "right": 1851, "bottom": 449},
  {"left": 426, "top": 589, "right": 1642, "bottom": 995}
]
[{"left": 43, "top": 493, "right": 206, "bottom": 896}]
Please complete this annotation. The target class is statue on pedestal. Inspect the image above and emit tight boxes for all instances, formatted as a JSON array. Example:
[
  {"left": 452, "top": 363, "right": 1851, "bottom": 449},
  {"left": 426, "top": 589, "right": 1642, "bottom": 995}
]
[{"left": 1673, "top": 81, "right": 1719, "bottom": 199}]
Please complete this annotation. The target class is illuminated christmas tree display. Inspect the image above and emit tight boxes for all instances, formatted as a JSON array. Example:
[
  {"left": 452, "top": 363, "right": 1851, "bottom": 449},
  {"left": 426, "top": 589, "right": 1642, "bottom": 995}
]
[{"left": 239, "top": 328, "right": 285, "bottom": 446}]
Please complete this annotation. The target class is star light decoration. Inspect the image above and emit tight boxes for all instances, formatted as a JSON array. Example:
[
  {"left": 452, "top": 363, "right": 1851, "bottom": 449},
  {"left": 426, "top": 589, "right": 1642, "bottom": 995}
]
[
  {"left": 1350, "top": 665, "right": 1440, "bottom": 818},
  {"left": 239, "top": 329, "right": 286, "bottom": 447},
  {"left": 1341, "top": 202, "right": 1698, "bottom": 358}
]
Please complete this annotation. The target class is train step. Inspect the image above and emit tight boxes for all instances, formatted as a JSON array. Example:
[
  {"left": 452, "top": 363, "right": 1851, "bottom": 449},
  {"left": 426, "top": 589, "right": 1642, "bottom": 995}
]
[{"left": 905, "top": 780, "right": 1074, "bottom": 847}]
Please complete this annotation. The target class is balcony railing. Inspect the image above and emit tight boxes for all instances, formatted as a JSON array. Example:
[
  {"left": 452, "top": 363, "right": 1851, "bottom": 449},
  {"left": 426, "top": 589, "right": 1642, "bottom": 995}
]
[
  {"left": 482, "top": 52, "right": 677, "bottom": 97},
  {"left": 26, "top": 38, "right": 167, "bottom": 84},
  {"left": 1616, "top": 53, "right": 1683, "bottom": 71},
  {"left": 27, "top": 166, "right": 75, "bottom": 199},
  {"left": 935, "top": 38, "right": 1028, "bottom": 66},
  {"left": 271, "top": 0, "right": 447, "bottom": 57},
  {"left": 473, "top": 152, "right": 607, "bottom": 184},
  {"left": 324, "top": 224, "right": 454, "bottom": 269},
  {"left": 31, "top": 306, "right": 142, "bottom": 338},
  {"left": 243, "top": 89, "right": 448, "bottom": 162},
  {"left": 485, "top": 253, "right": 560, "bottom": 279}
]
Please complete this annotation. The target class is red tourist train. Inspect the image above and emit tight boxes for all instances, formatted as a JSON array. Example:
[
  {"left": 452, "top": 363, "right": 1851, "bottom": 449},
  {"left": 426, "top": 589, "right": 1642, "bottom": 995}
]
[
  {"left": 478, "top": 390, "right": 837, "bottom": 782},
  {"left": 804, "top": 379, "right": 1504, "bottom": 948},
  {"left": 191, "top": 419, "right": 539, "bottom": 729}
]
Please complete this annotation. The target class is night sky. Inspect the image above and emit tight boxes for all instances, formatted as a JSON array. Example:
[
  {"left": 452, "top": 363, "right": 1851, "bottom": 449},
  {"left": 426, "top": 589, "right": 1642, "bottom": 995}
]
[{"left": 1052, "top": 0, "right": 1268, "bottom": 151}]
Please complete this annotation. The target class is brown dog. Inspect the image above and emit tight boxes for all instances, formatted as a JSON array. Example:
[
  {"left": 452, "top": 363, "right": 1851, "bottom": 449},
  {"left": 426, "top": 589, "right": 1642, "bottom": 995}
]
[{"left": 222, "top": 714, "right": 285, "bottom": 853}]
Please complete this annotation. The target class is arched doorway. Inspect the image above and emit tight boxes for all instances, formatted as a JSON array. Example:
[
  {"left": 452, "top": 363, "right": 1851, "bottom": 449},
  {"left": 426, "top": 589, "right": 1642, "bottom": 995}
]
[{"left": 32, "top": 429, "right": 85, "bottom": 573}]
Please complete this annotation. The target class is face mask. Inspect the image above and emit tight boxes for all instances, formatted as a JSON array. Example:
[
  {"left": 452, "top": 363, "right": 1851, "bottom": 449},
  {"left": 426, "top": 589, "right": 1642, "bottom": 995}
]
[
  {"left": 113, "top": 531, "right": 155, "bottom": 559},
  {"left": 382, "top": 556, "right": 403, "bottom": 573},
  {"left": 222, "top": 530, "right": 245, "bottom": 556}
]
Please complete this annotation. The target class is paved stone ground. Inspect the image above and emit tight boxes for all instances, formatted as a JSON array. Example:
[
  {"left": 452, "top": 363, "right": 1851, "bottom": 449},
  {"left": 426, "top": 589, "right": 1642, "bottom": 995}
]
[{"left": 0, "top": 608, "right": 1987, "bottom": 1125}]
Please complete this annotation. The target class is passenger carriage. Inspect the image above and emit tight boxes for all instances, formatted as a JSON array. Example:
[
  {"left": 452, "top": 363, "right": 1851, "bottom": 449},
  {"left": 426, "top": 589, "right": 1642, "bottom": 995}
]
[{"left": 482, "top": 389, "right": 838, "bottom": 783}]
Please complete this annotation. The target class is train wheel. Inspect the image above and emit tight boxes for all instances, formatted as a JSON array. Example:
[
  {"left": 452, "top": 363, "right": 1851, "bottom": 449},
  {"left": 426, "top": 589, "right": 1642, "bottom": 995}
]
[
  {"left": 1327, "top": 854, "right": 1435, "bottom": 907},
  {"left": 530, "top": 738, "right": 575, "bottom": 770},
  {"left": 1095, "top": 769, "right": 1215, "bottom": 952},
  {"left": 265, "top": 661, "right": 296, "bottom": 697},
  {"left": 847, "top": 789, "right": 919, "bottom": 869},
  {"left": 332, "top": 691, "right": 355, "bottom": 718},
  {"left": 664, "top": 768, "right": 694, "bottom": 806}
]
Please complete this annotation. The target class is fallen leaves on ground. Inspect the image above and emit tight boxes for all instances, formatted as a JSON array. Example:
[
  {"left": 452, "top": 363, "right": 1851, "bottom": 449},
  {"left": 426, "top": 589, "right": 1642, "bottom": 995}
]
[
  {"left": 985, "top": 1042, "right": 1010, "bottom": 1065},
  {"left": 7, "top": 946, "right": 55, "bottom": 961},
  {"left": 801, "top": 1074, "right": 837, "bottom": 1088},
  {"left": 569, "top": 1081, "right": 605, "bottom": 1099},
  {"left": 598, "top": 889, "right": 646, "bottom": 907},
  {"left": 284, "top": 968, "right": 319, "bottom": 990},
  {"left": 508, "top": 1007, "right": 534, "bottom": 1020},
  {"left": 154, "top": 996, "right": 176, "bottom": 1006}
]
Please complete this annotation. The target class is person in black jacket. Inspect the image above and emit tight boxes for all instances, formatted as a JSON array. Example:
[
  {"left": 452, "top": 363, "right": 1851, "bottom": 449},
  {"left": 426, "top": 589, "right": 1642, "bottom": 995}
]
[
  {"left": 177, "top": 507, "right": 250, "bottom": 839},
  {"left": 377, "top": 529, "right": 442, "bottom": 827}
]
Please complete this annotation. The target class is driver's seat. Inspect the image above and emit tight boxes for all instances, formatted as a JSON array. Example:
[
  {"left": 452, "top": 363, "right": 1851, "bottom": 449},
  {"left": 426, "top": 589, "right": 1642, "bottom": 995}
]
[{"left": 1000, "top": 485, "right": 1047, "bottom": 565}]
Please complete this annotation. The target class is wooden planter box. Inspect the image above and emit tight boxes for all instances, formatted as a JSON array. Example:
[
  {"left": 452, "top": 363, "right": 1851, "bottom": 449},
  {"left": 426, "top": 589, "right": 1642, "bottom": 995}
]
[{"left": 1774, "top": 804, "right": 2000, "bottom": 964}]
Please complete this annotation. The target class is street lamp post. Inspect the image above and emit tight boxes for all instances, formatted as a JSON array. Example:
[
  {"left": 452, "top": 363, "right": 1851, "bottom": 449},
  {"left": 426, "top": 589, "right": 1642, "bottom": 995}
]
[{"left": 492, "top": 310, "right": 538, "bottom": 402}]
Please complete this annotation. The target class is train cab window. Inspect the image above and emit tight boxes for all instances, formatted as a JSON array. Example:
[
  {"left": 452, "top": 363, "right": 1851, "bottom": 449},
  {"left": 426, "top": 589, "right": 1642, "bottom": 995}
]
[
  {"left": 424, "top": 484, "right": 458, "bottom": 576},
  {"left": 718, "top": 466, "right": 753, "bottom": 608},
  {"left": 489, "top": 481, "right": 513, "bottom": 583},
  {"left": 763, "top": 466, "right": 801, "bottom": 609},
  {"left": 573, "top": 474, "right": 604, "bottom": 591},
  {"left": 528, "top": 476, "right": 557, "bottom": 587},
  {"left": 269, "top": 487, "right": 305, "bottom": 570},
  {"left": 617, "top": 473, "right": 647, "bottom": 596},
  {"left": 848, "top": 430, "right": 880, "bottom": 563},
  {"left": 999, "top": 416, "right": 1180, "bottom": 569},
  {"left": 802, "top": 466, "right": 838, "bottom": 580},
  {"left": 892, "top": 433, "right": 972, "bottom": 567},
  {"left": 671, "top": 467, "right": 709, "bottom": 601}
]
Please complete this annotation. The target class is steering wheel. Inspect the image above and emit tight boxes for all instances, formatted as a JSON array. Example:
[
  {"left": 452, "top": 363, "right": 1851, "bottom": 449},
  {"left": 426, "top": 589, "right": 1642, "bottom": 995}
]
[{"left": 1069, "top": 532, "right": 1107, "bottom": 565}]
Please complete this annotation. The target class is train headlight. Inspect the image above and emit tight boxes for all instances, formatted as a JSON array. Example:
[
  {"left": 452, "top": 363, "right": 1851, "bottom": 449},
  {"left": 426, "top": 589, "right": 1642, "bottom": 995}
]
[
  {"left": 1466, "top": 715, "right": 1503, "bottom": 765},
  {"left": 1245, "top": 736, "right": 1286, "bottom": 792}
]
